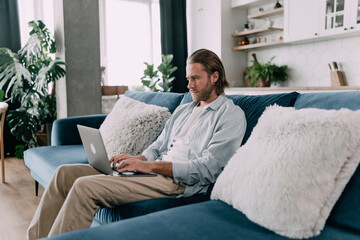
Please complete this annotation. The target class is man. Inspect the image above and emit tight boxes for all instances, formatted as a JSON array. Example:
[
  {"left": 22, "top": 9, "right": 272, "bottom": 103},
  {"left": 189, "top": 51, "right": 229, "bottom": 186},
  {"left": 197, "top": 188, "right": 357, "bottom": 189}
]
[{"left": 26, "top": 49, "right": 246, "bottom": 239}]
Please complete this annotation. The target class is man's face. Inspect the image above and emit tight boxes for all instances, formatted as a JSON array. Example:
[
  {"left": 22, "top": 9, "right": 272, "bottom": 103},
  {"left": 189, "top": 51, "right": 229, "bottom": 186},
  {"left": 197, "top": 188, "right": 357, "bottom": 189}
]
[{"left": 186, "top": 63, "right": 217, "bottom": 102}]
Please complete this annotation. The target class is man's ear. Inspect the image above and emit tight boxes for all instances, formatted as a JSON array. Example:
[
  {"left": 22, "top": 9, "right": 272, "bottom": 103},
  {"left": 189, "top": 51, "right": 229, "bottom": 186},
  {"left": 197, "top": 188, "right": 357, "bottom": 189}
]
[{"left": 211, "top": 71, "right": 219, "bottom": 84}]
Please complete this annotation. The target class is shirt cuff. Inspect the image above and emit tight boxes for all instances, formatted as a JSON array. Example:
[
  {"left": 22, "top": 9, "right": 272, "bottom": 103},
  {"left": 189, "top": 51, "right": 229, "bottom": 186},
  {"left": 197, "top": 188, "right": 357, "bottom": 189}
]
[
  {"left": 171, "top": 161, "right": 188, "bottom": 183},
  {"left": 142, "top": 149, "right": 156, "bottom": 162}
]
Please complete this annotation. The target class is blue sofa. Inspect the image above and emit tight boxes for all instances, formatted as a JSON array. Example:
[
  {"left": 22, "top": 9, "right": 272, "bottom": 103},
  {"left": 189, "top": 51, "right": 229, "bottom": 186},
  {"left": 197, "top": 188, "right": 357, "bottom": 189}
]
[{"left": 24, "top": 90, "right": 360, "bottom": 239}]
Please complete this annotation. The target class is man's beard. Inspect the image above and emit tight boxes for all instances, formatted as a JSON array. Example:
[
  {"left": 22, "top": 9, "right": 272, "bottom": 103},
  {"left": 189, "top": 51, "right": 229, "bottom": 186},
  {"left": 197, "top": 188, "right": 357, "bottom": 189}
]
[{"left": 191, "top": 79, "right": 215, "bottom": 102}]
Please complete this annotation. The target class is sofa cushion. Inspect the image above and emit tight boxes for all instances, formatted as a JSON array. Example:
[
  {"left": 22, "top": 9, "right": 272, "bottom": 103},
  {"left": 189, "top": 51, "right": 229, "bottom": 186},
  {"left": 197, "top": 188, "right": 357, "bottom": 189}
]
[
  {"left": 124, "top": 91, "right": 184, "bottom": 113},
  {"left": 294, "top": 91, "right": 360, "bottom": 110},
  {"left": 100, "top": 96, "right": 171, "bottom": 158},
  {"left": 45, "top": 201, "right": 360, "bottom": 240},
  {"left": 92, "top": 194, "right": 210, "bottom": 227},
  {"left": 294, "top": 91, "right": 360, "bottom": 232},
  {"left": 24, "top": 145, "right": 87, "bottom": 187},
  {"left": 227, "top": 92, "right": 299, "bottom": 145},
  {"left": 211, "top": 105, "right": 360, "bottom": 239}
]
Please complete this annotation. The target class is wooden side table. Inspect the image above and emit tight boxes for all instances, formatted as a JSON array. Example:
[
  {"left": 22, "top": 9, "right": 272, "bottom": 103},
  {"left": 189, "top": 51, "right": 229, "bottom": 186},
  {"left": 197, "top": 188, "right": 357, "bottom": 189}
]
[{"left": 0, "top": 102, "right": 8, "bottom": 183}]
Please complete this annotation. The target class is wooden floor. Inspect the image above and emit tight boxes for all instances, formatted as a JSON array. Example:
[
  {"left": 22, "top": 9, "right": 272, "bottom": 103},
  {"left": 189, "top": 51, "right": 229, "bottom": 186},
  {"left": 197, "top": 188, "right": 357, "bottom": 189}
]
[{"left": 0, "top": 157, "right": 44, "bottom": 240}]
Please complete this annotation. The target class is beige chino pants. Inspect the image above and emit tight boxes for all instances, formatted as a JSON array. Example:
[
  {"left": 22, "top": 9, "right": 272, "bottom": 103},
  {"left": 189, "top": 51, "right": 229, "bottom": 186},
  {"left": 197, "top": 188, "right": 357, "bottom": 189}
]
[{"left": 26, "top": 164, "right": 185, "bottom": 240}]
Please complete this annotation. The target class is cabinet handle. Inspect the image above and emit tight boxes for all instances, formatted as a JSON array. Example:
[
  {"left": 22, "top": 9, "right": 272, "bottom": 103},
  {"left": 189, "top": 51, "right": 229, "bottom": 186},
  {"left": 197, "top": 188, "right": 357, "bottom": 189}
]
[
  {"left": 350, "top": 27, "right": 354, "bottom": 29},
  {"left": 344, "top": 28, "right": 348, "bottom": 30},
  {"left": 315, "top": 33, "right": 318, "bottom": 36}
]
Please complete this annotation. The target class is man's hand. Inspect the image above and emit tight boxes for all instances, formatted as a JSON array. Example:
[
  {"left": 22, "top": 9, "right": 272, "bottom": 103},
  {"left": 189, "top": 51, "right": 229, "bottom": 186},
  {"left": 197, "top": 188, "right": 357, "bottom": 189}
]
[
  {"left": 117, "top": 160, "right": 153, "bottom": 174},
  {"left": 117, "top": 159, "right": 173, "bottom": 177},
  {"left": 109, "top": 154, "right": 146, "bottom": 168}
]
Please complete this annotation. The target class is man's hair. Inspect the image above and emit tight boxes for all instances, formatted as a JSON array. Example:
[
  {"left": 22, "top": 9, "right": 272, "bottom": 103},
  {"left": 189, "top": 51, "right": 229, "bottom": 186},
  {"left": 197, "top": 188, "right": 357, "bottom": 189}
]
[{"left": 187, "top": 49, "right": 229, "bottom": 95}]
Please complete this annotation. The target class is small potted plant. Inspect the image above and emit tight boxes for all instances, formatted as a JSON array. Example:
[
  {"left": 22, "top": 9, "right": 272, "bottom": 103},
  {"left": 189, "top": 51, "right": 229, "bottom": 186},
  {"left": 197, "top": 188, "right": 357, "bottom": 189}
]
[{"left": 245, "top": 56, "right": 288, "bottom": 87}]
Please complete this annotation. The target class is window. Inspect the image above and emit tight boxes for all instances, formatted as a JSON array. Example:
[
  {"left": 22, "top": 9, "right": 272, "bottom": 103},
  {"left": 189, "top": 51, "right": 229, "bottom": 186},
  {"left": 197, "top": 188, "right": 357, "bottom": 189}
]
[
  {"left": 99, "top": 0, "right": 161, "bottom": 88},
  {"left": 17, "top": 0, "right": 54, "bottom": 47}
]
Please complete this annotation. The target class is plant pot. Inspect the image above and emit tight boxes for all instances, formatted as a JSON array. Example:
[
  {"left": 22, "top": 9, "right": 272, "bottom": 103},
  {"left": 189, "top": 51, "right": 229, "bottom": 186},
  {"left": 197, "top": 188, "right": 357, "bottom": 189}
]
[
  {"left": 258, "top": 77, "right": 270, "bottom": 87},
  {"left": 36, "top": 133, "right": 47, "bottom": 146},
  {"left": 36, "top": 123, "right": 53, "bottom": 146}
]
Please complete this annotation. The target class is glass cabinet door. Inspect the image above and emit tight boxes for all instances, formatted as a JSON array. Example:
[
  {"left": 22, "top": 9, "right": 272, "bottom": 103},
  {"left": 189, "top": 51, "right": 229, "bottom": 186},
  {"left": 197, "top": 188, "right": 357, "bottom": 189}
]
[{"left": 324, "top": 0, "right": 345, "bottom": 30}]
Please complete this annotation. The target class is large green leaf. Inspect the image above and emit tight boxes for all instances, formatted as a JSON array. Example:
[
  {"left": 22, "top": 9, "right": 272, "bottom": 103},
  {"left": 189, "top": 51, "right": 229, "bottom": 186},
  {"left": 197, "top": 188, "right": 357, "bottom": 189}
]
[
  {"left": 7, "top": 108, "right": 40, "bottom": 147},
  {"left": 29, "top": 20, "right": 56, "bottom": 54},
  {"left": 35, "top": 59, "right": 66, "bottom": 93},
  {"left": 0, "top": 48, "right": 32, "bottom": 101}
]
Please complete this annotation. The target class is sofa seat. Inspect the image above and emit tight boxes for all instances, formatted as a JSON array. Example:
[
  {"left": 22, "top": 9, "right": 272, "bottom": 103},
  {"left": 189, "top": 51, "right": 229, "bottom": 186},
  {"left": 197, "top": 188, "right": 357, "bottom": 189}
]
[
  {"left": 24, "top": 145, "right": 87, "bottom": 187},
  {"left": 45, "top": 200, "right": 360, "bottom": 240},
  {"left": 92, "top": 194, "right": 210, "bottom": 226}
]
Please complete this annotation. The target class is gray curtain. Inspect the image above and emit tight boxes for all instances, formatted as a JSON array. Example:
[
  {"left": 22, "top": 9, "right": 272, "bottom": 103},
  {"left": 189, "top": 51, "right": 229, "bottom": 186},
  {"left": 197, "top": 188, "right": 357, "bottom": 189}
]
[
  {"left": 0, "top": 0, "right": 21, "bottom": 51},
  {"left": 0, "top": 0, "right": 21, "bottom": 156}
]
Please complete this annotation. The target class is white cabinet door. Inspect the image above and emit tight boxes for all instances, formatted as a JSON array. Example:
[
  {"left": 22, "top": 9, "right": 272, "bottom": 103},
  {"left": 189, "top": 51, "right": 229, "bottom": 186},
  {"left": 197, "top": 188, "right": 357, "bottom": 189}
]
[
  {"left": 284, "top": 0, "right": 320, "bottom": 42},
  {"left": 318, "top": 0, "right": 360, "bottom": 35},
  {"left": 348, "top": 0, "right": 360, "bottom": 30}
]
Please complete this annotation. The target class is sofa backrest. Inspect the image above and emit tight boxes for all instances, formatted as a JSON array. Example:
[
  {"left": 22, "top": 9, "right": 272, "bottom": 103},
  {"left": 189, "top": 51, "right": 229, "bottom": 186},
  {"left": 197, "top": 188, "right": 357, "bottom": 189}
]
[
  {"left": 179, "top": 91, "right": 300, "bottom": 145},
  {"left": 124, "top": 91, "right": 184, "bottom": 113},
  {"left": 294, "top": 91, "right": 360, "bottom": 232},
  {"left": 227, "top": 92, "right": 299, "bottom": 145}
]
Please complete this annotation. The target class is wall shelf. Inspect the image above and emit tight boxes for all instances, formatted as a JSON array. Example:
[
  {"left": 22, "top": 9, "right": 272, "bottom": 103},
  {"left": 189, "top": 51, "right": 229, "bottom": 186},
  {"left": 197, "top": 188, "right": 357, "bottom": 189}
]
[
  {"left": 232, "top": 27, "right": 283, "bottom": 37},
  {"left": 232, "top": 40, "right": 284, "bottom": 51},
  {"left": 248, "top": 7, "right": 284, "bottom": 19},
  {"left": 231, "top": 0, "right": 272, "bottom": 9}
]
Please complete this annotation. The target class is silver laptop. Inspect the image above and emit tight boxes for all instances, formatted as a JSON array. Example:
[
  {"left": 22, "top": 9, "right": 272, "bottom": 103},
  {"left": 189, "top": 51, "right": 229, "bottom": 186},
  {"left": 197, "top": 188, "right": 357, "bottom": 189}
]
[{"left": 77, "top": 125, "right": 157, "bottom": 177}]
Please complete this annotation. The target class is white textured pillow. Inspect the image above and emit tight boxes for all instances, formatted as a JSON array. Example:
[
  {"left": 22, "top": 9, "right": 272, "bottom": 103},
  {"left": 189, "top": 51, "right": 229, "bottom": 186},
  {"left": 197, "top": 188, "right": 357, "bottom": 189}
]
[
  {"left": 99, "top": 96, "right": 171, "bottom": 159},
  {"left": 211, "top": 105, "right": 360, "bottom": 239}
]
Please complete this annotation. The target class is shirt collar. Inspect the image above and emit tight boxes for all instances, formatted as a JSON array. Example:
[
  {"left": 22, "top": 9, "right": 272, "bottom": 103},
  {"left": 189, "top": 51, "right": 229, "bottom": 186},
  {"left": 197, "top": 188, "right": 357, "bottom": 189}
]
[{"left": 187, "top": 94, "right": 226, "bottom": 112}]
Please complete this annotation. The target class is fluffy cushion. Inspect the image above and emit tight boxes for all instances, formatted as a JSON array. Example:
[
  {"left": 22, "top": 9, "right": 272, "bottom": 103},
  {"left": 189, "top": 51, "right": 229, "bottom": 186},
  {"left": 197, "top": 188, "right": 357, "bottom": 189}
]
[
  {"left": 227, "top": 92, "right": 299, "bottom": 145},
  {"left": 211, "top": 105, "right": 360, "bottom": 239},
  {"left": 99, "top": 96, "right": 171, "bottom": 159}
]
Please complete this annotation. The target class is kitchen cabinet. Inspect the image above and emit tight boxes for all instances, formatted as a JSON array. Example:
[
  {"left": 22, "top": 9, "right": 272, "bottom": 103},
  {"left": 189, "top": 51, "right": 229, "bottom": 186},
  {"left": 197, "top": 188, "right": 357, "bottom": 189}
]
[
  {"left": 285, "top": 0, "right": 360, "bottom": 42},
  {"left": 284, "top": 0, "right": 320, "bottom": 42},
  {"left": 318, "top": 0, "right": 360, "bottom": 35}
]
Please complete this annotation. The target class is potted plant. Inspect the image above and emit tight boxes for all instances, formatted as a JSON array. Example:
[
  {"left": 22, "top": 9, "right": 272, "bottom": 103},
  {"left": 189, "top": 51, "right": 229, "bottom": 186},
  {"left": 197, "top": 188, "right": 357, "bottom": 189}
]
[
  {"left": 141, "top": 54, "right": 177, "bottom": 92},
  {"left": 245, "top": 56, "right": 288, "bottom": 87},
  {"left": 0, "top": 20, "right": 66, "bottom": 156}
]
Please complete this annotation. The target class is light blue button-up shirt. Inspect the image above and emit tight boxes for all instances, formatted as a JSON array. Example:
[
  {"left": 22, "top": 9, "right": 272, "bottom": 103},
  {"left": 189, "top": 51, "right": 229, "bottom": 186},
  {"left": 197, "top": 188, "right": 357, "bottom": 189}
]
[{"left": 142, "top": 94, "right": 246, "bottom": 197}]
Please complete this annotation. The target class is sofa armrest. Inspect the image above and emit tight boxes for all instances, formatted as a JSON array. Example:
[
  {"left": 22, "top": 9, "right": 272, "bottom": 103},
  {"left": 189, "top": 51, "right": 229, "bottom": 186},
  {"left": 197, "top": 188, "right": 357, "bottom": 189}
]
[{"left": 51, "top": 114, "right": 107, "bottom": 146}]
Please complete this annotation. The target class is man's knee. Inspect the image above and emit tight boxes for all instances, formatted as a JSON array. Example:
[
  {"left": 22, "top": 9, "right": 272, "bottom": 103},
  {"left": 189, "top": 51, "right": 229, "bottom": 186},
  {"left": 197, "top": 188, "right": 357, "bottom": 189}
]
[
  {"left": 71, "top": 176, "right": 94, "bottom": 198},
  {"left": 52, "top": 165, "right": 84, "bottom": 194}
]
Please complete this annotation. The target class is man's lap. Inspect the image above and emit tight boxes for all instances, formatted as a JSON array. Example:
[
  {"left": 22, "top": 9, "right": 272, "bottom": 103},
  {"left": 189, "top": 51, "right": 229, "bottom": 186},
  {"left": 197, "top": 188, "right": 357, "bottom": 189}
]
[{"left": 58, "top": 164, "right": 185, "bottom": 206}]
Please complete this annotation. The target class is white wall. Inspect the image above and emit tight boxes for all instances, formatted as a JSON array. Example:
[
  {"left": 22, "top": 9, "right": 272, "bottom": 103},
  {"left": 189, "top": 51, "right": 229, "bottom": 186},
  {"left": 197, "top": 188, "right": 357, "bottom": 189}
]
[
  {"left": 187, "top": 0, "right": 247, "bottom": 87},
  {"left": 17, "top": 0, "right": 54, "bottom": 47},
  {"left": 247, "top": 34, "right": 360, "bottom": 87}
]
